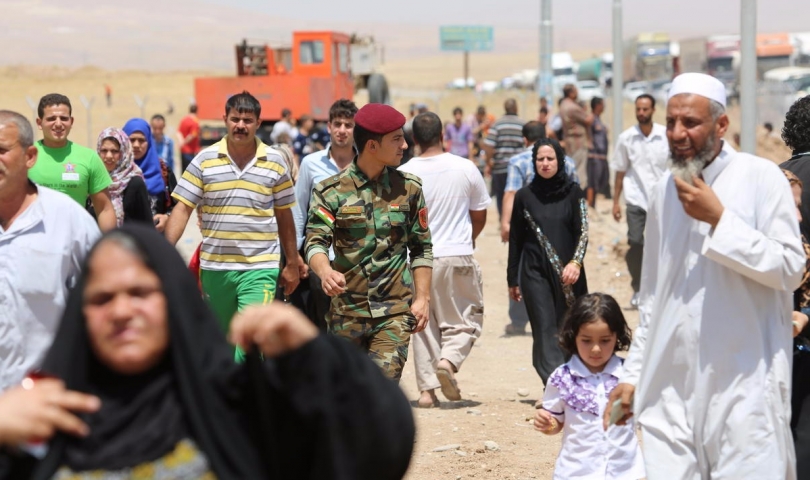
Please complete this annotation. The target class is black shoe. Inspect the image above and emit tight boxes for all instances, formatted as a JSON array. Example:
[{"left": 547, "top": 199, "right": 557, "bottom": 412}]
[{"left": 504, "top": 324, "right": 527, "bottom": 336}]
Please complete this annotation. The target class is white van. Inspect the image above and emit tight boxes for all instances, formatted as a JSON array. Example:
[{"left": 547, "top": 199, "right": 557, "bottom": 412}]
[{"left": 763, "top": 66, "right": 810, "bottom": 82}]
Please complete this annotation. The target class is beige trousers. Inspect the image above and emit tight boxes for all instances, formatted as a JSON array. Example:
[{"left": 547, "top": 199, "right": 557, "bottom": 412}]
[
  {"left": 413, "top": 255, "right": 484, "bottom": 392},
  {"left": 571, "top": 146, "right": 589, "bottom": 187}
]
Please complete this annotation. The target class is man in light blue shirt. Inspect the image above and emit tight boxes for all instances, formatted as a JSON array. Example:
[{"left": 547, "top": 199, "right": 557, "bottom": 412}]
[
  {"left": 291, "top": 99, "right": 358, "bottom": 329},
  {"left": 151, "top": 114, "right": 175, "bottom": 172}
]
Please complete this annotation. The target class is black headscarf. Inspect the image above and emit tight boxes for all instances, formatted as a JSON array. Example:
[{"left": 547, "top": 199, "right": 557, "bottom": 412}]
[
  {"left": 528, "top": 138, "right": 573, "bottom": 203},
  {"left": 31, "top": 224, "right": 267, "bottom": 479}
]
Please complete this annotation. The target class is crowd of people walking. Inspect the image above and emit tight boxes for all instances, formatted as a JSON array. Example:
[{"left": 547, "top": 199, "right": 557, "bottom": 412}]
[{"left": 2, "top": 71, "right": 810, "bottom": 479}]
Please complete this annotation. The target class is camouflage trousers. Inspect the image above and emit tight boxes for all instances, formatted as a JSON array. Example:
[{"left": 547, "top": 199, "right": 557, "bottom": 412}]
[{"left": 328, "top": 313, "right": 416, "bottom": 381}]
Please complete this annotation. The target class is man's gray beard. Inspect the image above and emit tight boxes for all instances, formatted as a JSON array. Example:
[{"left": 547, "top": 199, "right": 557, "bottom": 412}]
[{"left": 668, "top": 135, "right": 717, "bottom": 185}]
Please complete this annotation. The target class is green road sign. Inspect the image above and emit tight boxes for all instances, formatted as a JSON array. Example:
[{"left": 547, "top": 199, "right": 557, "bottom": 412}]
[{"left": 440, "top": 25, "right": 494, "bottom": 52}]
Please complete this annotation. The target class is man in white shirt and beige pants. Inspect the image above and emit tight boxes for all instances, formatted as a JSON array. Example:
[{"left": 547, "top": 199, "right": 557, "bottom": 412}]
[{"left": 399, "top": 112, "right": 490, "bottom": 408}]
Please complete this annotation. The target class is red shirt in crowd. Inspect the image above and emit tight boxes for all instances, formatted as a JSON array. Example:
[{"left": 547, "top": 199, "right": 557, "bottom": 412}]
[{"left": 178, "top": 115, "right": 200, "bottom": 155}]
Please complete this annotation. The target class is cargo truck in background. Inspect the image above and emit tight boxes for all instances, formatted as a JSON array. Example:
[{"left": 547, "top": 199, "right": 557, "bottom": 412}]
[
  {"left": 577, "top": 56, "right": 615, "bottom": 85},
  {"left": 513, "top": 51, "right": 578, "bottom": 95},
  {"left": 552, "top": 52, "right": 577, "bottom": 97},
  {"left": 792, "top": 32, "right": 810, "bottom": 66},
  {"left": 757, "top": 33, "right": 795, "bottom": 79},
  {"left": 679, "top": 35, "right": 740, "bottom": 101},
  {"left": 679, "top": 35, "right": 739, "bottom": 82},
  {"left": 623, "top": 33, "right": 673, "bottom": 83},
  {"left": 194, "top": 31, "right": 389, "bottom": 146},
  {"left": 601, "top": 53, "right": 614, "bottom": 89},
  {"left": 575, "top": 57, "right": 608, "bottom": 100},
  {"left": 576, "top": 58, "right": 603, "bottom": 83}
]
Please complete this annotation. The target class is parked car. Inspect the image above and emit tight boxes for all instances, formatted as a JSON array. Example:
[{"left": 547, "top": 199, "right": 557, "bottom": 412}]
[
  {"left": 575, "top": 80, "right": 605, "bottom": 102},
  {"left": 623, "top": 81, "right": 650, "bottom": 102},
  {"left": 479, "top": 81, "right": 500, "bottom": 93},
  {"left": 650, "top": 79, "right": 671, "bottom": 105},
  {"left": 764, "top": 66, "right": 810, "bottom": 82},
  {"left": 446, "top": 77, "right": 475, "bottom": 89},
  {"left": 789, "top": 75, "right": 810, "bottom": 100},
  {"left": 500, "top": 76, "right": 517, "bottom": 90}
]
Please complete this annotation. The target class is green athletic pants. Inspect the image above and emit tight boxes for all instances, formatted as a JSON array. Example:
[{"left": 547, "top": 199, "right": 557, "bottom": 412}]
[{"left": 200, "top": 268, "right": 279, "bottom": 361}]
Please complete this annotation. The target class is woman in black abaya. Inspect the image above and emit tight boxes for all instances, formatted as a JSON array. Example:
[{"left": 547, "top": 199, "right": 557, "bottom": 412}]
[
  {"left": 0, "top": 224, "right": 414, "bottom": 480},
  {"left": 507, "top": 138, "right": 589, "bottom": 384}
]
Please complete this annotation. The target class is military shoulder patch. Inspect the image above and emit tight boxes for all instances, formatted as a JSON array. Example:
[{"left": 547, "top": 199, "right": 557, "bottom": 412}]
[{"left": 418, "top": 207, "right": 428, "bottom": 229}]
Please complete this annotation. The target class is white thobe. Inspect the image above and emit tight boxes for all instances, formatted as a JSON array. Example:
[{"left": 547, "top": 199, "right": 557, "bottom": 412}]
[{"left": 621, "top": 143, "right": 804, "bottom": 480}]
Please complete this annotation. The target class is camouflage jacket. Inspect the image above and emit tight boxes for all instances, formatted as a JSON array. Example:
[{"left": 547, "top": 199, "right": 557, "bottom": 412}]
[{"left": 305, "top": 160, "right": 433, "bottom": 318}]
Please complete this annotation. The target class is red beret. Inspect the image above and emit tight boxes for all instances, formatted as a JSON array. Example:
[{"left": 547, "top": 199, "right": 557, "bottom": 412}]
[{"left": 355, "top": 103, "right": 406, "bottom": 134}]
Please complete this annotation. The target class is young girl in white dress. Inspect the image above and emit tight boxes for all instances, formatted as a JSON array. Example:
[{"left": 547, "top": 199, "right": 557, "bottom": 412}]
[{"left": 534, "top": 292, "right": 646, "bottom": 480}]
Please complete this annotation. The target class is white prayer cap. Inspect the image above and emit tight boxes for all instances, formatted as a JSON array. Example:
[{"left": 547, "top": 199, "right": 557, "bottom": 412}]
[{"left": 667, "top": 72, "right": 727, "bottom": 107}]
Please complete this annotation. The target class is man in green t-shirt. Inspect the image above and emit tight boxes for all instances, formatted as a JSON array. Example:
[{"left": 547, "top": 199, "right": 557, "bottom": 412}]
[{"left": 28, "top": 93, "right": 116, "bottom": 231}]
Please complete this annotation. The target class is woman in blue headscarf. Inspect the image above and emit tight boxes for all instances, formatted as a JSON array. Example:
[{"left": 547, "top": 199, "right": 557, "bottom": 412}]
[{"left": 123, "top": 118, "right": 177, "bottom": 232}]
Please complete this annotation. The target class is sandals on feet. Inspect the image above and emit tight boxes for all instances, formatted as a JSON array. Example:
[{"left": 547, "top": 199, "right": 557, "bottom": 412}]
[
  {"left": 437, "top": 367, "right": 462, "bottom": 401},
  {"left": 416, "top": 397, "right": 441, "bottom": 408}
]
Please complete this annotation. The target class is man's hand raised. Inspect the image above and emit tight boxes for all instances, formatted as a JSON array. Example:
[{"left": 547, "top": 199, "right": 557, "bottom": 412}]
[{"left": 674, "top": 175, "right": 724, "bottom": 228}]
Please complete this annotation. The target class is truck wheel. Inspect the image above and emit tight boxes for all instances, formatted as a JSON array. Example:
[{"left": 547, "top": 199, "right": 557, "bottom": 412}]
[{"left": 367, "top": 73, "right": 391, "bottom": 105}]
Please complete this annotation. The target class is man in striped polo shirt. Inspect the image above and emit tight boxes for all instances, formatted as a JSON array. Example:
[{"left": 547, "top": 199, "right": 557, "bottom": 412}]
[
  {"left": 483, "top": 98, "right": 526, "bottom": 220},
  {"left": 165, "top": 92, "right": 302, "bottom": 353}
]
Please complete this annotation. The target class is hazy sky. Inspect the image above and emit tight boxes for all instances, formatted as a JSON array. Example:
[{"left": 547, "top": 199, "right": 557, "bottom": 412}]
[
  {"left": 4, "top": 0, "right": 807, "bottom": 70},
  {"left": 205, "top": 0, "right": 809, "bottom": 39}
]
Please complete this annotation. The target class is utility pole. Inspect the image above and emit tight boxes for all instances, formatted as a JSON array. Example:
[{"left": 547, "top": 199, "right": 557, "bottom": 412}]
[
  {"left": 79, "top": 95, "right": 94, "bottom": 148},
  {"left": 134, "top": 95, "right": 149, "bottom": 120},
  {"left": 25, "top": 96, "right": 37, "bottom": 128},
  {"left": 739, "top": 0, "right": 757, "bottom": 154},
  {"left": 538, "top": 0, "right": 553, "bottom": 105},
  {"left": 612, "top": 0, "right": 624, "bottom": 149},
  {"left": 464, "top": 51, "right": 470, "bottom": 89}
]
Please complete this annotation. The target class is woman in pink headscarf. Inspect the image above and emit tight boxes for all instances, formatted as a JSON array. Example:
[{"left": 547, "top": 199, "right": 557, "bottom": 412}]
[{"left": 89, "top": 127, "right": 153, "bottom": 226}]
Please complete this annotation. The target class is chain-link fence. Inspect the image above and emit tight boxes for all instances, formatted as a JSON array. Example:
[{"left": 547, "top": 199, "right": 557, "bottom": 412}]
[
  {"left": 757, "top": 80, "right": 802, "bottom": 132},
  {"left": 389, "top": 88, "right": 535, "bottom": 122}
]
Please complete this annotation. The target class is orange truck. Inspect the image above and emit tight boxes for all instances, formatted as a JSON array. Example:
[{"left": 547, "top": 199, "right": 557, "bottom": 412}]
[
  {"left": 756, "top": 33, "right": 794, "bottom": 79},
  {"left": 194, "top": 31, "right": 389, "bottom": 145}
]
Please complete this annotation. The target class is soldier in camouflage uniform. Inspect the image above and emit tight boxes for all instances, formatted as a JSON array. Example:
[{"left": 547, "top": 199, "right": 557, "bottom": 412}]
[{"left": 305, "top": 103, "right": 433, "bottom": 381}]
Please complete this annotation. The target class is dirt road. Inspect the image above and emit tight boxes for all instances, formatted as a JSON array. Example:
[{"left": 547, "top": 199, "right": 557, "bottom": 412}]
[
  {"left": 172, "top": 192, "right": 638, "bottom": 480},
  {"left": 399, "top": 200, "right": 639, "bottom": 480}
]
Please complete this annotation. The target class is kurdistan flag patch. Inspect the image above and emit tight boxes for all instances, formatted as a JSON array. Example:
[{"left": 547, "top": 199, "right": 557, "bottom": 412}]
[{"left": 316, "top": 206, "right": 335, "bottom": 227}]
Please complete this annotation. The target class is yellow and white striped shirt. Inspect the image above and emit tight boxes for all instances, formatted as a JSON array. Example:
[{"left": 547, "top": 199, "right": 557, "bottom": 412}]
[{"left": 172, "top": 138, "right": 295, "bottom": 270}]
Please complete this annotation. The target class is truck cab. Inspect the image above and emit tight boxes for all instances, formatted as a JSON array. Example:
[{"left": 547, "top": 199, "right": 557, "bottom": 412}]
[
  {"left": 195, "top": 31, "right": 356, "bottom": 146},
  {"left": 756, "top": 33, "right": 795, "bottom": 79}
]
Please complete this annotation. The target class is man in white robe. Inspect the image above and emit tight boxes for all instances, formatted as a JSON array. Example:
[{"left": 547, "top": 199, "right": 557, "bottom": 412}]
[{"left": 604, "top": 73, "right": 805, "bottom": 479}]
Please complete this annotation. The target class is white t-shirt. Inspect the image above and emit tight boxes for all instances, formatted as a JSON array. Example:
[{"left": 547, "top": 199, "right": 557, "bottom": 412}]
[
  {"left": 398, "top": 152, "right": 490, "bottom": 257},
  {"left": 270, "top": 120, "right": 292, "bottom": 143},
  {"left": 610, "top": 123, "right": 669, "bottom": 211}
]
